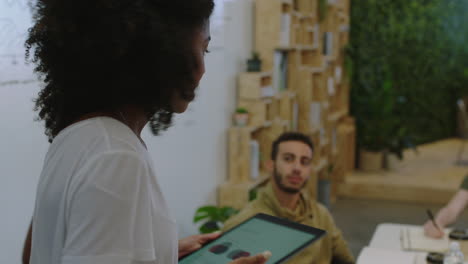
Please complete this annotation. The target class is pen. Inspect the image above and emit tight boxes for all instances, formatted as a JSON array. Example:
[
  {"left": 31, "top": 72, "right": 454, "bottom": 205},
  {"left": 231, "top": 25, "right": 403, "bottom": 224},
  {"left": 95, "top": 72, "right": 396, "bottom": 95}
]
[{"left": 426, "top": 209, "right": 441, "bottom": 231}]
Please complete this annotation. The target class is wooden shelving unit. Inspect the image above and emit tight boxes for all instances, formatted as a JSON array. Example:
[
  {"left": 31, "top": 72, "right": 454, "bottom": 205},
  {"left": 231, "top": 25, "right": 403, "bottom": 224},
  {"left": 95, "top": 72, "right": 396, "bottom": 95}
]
[{"left": 219, "top": 0, "right": 355, "bottom": 209}]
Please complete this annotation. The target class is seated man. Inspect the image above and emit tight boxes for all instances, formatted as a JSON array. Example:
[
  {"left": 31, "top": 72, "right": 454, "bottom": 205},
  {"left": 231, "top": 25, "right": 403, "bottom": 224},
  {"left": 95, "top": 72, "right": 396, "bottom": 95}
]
[
  {"left": 424, "top": 175, "right": 468, "bottom": 238},
  {"left": 222, "top": 132, "right": 355, "bottom": 264}
]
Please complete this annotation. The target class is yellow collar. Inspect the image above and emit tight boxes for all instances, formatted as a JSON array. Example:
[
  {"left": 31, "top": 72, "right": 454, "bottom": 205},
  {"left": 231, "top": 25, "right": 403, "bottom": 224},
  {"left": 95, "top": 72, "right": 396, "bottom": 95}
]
[{"left": 259, "top": 181, "right": 313, "bottom": 222}]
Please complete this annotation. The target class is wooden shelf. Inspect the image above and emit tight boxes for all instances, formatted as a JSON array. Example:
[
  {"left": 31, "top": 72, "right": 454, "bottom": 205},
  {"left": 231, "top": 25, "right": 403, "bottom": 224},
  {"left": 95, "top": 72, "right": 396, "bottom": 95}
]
[
  {"left": 339, "top": 24, "right": 350, "bottom": 32},
  {"left": 248, "top": 121, "right": 272, "bottom": 133},
  {"left": 332, "top": 148, "right": 339, "bottom": 155},
  {"left": 274, "top": 90, "right": 296, "bottom": 99},
  {"left": 300, "top": 65, "right": 327, "bottom": 73},
  {"left": 320, "top": 138, "right": 330, "bottom": 147},
  {"left": 258, "top": 71, "right": 273, "bottom": 77},
  {"left": 276, "top": 46, "right": 296, "bottom": 51},
  {"left": 220, "top": 0, "right": 354, "bottom": 209},
  {"left": 275, "top": 44, "right": 321, "bottom": 51},
  {"left": 325, "top": 55, "right": 336, "bottom": 63},
  {"left": 328, "top": 109, "right": 347, "bottom": 122},
  {"left": 296, "top": 44, "right": 318, "bottom": 51},
  {"left": 314, "top": 158, "right": 328, "bottom": 172},
  {"left": 238, "top": 72, "right": 273, "bottom": 100},
  {"left": 310, "top": 126, "right": 321, "bottom": 134},
  {"left": 292, "top": 11, "right": 316, "bottom": 19}
]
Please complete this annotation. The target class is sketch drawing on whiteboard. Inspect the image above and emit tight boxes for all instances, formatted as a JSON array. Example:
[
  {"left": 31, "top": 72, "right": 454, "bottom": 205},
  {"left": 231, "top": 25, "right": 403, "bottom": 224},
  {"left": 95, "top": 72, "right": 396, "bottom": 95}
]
[
  {"left": 0, "top": 0, "right": 38, "bottom": 85},
  {"left": 4, "top": 0, "right": 30, "bottom": 9}
]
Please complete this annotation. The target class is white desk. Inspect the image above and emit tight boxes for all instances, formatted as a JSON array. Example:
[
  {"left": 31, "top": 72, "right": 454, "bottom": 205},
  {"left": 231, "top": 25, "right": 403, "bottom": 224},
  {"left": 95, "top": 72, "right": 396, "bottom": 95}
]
[
  {"left": 357, "top": 223, "right": 468, "bottom": 264},
  {"left": 368, "top": 223, "right": 407, "bottom": 250}
]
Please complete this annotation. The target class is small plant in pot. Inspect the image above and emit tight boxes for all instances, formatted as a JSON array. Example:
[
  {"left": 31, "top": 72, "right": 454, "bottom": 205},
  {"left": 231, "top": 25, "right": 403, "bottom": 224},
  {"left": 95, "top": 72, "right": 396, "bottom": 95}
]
[
  {"left": 233, "top": 107, "right": 249, "bottom": 127},
  {"left": 193, "top": 206, "right": 239, "bottom": 233},
  {"left": 247, "top": 52, "right": 262, "bottom": 72}
]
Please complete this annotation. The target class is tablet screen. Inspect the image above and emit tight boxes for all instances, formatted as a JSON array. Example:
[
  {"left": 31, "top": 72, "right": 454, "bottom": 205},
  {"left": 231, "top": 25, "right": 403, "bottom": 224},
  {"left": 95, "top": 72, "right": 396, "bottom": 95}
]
[{"left": 179, "top": 213, "right": 326, "bottom": 264}]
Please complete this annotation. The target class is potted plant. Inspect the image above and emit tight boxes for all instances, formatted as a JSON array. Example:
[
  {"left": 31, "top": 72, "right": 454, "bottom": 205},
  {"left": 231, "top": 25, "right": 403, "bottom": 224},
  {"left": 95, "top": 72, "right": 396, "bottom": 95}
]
[
  {"left": 384, "top": 112, "right": 418, "bottom": 170},
  {"left": 355, "top": 80, "right": 417, "bottom": 171},
  {"left": 193, "top": 206, "right": 239, "bottom": 233},
  {"left": 384, "top": 129, "right": 407, "bottom": 170},
  {"left": 246, "top": 52, "right": 262, "bottom": 72},
  {"left": 233, "top": 107, "right": 249, "bottom": 127},
  {"left": 354, "top": 78, "right": 395, "bottom": 171}
]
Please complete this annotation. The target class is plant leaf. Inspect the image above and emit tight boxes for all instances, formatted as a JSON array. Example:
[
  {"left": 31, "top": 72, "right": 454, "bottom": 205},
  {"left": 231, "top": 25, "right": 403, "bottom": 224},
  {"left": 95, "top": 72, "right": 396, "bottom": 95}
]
[{"left": 193, "top": 206, "right": 220, "bottom": 223}]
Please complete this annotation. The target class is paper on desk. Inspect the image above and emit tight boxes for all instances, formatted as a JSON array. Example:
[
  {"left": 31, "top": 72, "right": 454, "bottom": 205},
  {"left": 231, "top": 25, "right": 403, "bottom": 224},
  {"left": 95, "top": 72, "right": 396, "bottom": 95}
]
[
  {"left": 357, "top": 247, "right": 415, "bottom": 264},
  {"left": 400, "top": 226, "right": 449, "bottom": 253}
]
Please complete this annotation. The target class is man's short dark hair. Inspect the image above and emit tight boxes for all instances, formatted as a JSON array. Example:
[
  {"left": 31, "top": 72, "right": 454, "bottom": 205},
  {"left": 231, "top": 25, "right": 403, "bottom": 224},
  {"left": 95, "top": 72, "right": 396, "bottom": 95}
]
[{"left": 271, "top": 132, "right": 314, "bottom": 160}]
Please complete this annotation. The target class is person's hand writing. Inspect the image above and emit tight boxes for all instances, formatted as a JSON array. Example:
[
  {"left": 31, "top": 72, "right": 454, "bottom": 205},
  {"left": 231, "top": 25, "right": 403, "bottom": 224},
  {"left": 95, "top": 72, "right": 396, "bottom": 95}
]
[
  {"left": 424, "top": 220, "right": 445, "bottom": 239},
  {"left": 178, "top": 232, "right": 222, "bottom": 258},
  {"left": 229, "top": 251, "right": 272, "bottom": 264}
]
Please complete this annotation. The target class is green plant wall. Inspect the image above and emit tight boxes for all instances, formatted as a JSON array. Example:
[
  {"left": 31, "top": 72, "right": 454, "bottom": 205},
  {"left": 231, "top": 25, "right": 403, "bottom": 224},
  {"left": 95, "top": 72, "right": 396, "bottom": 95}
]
[{"left": 348, "top": 0, "right": 468, "bottom": 150}]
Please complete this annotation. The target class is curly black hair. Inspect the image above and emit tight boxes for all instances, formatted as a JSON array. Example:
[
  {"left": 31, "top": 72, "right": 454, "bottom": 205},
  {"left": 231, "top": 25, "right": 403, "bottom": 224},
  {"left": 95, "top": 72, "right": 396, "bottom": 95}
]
[{"left": 26, "top": 0, "right": 214, "bottom": 142}]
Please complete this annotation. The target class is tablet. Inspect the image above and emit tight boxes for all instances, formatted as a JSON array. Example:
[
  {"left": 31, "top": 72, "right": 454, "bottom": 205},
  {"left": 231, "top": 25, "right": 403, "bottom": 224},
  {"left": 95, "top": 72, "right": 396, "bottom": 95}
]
[{"left": 179, "top": 213, "right": 326, "bottom": 264}]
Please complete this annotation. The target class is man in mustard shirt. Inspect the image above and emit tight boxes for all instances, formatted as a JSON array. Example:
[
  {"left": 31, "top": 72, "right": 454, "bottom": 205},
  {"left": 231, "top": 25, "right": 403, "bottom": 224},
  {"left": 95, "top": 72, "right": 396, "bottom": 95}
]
[{"left": 222, "top": 132, "right": 355, "bottom": 264}]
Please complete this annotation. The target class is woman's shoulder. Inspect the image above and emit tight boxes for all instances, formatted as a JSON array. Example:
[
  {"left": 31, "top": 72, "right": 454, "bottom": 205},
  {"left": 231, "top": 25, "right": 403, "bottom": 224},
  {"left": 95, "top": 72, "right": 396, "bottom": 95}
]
[{"left": 52, "top": 117, "right": 145, "bottom": 157}]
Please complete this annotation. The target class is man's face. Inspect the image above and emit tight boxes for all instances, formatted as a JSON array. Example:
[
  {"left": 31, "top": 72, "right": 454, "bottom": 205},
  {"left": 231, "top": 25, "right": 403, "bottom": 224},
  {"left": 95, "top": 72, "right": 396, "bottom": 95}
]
[{"left": 272, "top": 141, "right": 313, "bottom": 194}]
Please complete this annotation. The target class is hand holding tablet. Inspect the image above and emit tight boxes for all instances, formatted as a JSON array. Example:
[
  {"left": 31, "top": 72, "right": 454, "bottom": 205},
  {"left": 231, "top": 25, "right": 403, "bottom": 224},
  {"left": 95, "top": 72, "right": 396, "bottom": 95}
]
[
  {"left": 229, "top": 251, "right": 272, "bottom": 264},
  {"left": 180, "top": 213, "right": 326, "bottom": 264}
]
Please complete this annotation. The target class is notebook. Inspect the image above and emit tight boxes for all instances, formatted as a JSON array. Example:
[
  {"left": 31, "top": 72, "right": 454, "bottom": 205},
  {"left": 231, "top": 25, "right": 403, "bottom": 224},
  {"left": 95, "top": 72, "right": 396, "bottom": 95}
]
[
  {"left": 400, "top": 226, "right": 450, "bottom": 253},
  {"left": 357, "top": 247, "right": 415, "bottom": 264}
]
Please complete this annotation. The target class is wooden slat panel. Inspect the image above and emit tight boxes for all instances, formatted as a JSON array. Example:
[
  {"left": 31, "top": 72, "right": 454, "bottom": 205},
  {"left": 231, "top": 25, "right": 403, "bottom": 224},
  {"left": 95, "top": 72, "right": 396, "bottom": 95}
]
[
  {"left": 218, "top": 182, "right": 251, "bottom": 210},
  {"left": 255, "top": 0, "right": 283, "bottom": 71},
  {"left": 238, "top": 99, "right": 268, "bottom": 128}
]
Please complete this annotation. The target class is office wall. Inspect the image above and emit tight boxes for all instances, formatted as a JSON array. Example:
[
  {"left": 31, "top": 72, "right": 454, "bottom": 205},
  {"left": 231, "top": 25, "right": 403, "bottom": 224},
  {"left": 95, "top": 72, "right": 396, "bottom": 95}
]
[{"left": 0, "top": 0, "right": 253, "bottom": 263}]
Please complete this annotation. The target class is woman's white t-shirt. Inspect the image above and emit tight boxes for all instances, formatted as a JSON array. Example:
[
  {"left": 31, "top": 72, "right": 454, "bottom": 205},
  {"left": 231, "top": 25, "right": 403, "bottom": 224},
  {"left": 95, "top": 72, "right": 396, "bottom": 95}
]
[{"left": 30, "top": 117, "right": 178, "bottom": 264}]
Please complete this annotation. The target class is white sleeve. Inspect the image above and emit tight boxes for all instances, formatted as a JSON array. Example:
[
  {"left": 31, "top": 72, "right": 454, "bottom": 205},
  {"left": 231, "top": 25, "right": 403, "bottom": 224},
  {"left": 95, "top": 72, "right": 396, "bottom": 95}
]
[{"left": 61, "top": 151, "right": 157, "bottom": 264}]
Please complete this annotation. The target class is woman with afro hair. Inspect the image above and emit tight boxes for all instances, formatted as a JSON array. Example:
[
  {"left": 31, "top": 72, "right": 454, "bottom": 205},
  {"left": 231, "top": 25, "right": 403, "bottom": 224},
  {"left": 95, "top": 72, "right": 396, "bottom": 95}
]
[{"left": 23, "top": 0, "right": 270, "bottom": 263}]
